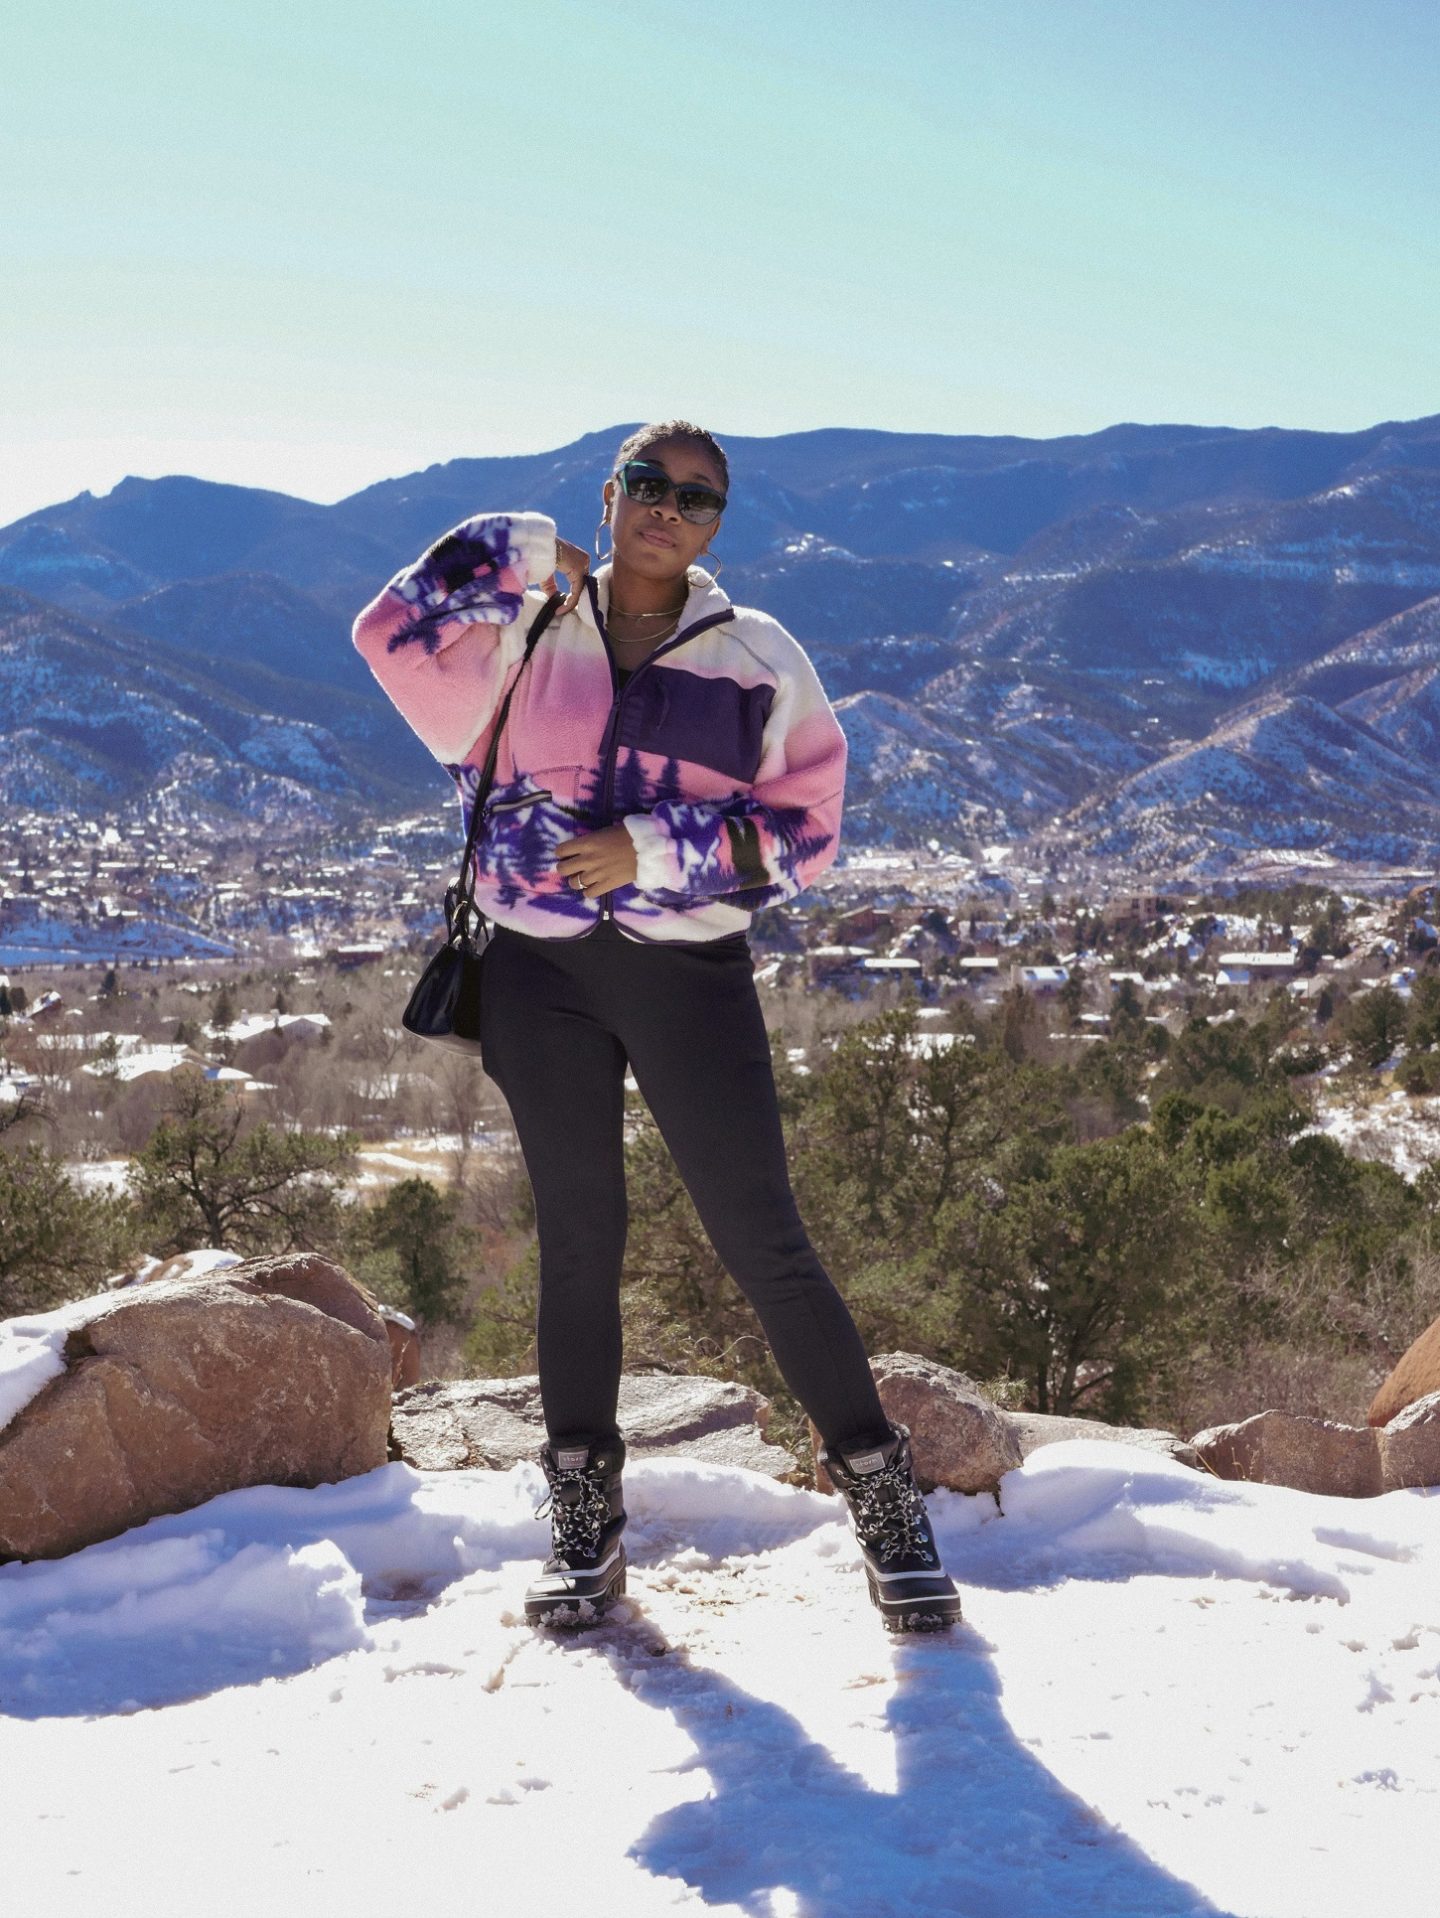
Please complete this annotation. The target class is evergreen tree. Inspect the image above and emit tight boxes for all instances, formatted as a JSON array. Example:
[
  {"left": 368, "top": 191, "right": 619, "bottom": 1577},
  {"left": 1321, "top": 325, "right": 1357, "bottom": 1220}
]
[
  {"left": 0, "top": 1146, "right": 142, "bottom": 1316},
  {"left": 345, "top": 1177, "right": 472, "bottom": 1326},
  {"left": 973, "top": 1130, "right": 1206, "bottom": 1419},
  {"left": 1343, "top": 986, "right": 1408, "bottom": 1069}
]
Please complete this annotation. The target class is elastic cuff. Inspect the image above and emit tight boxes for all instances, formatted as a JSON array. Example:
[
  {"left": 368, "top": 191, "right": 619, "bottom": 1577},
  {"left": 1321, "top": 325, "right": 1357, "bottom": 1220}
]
[
  {"left": 506, "top": 511, "right": 558, "bottom": 585},
  {"left": 621, "top": 813, "right": 678, "bottom": 891}
]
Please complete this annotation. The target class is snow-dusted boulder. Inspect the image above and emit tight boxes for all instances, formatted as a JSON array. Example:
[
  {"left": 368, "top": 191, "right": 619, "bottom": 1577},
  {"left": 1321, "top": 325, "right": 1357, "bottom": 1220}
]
[
  {"left": 391, "top": 1373, "right": 798, "bottom": 1478},
  {"left": 107, "top": 1248, "right": 422, "bottom": 1390},
  {"left": 1368, "top": 1312, "right": 1440, "bottom": 1426},
  {"left": 811, "top": 1353, "right": 1200, "bottom": 1496},
  {"left": 0, "top": 1255, "right": 392, "bottom": 1562}
]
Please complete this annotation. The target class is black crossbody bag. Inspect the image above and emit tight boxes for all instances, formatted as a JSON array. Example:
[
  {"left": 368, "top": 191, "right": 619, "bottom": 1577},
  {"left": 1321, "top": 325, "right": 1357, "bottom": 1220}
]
[{"left": 401, "top": 590, "right": 566, "bottom": 1052}]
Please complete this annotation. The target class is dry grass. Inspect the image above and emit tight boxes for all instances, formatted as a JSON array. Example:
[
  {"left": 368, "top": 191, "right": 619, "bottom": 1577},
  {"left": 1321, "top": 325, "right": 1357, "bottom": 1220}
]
[{"left": 1153, "top": 1248, "right": 1440, "bottom": 1438}]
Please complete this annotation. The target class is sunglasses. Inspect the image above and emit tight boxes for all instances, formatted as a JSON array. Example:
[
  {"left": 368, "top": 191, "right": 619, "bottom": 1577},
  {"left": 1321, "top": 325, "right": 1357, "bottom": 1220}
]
[{"left": 616, "top": 459, "right": 728, "bottom": 525}]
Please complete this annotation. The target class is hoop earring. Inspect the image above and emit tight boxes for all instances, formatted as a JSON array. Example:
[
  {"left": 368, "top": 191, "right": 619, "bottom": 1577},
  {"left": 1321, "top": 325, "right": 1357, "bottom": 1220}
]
[
  {"left": 698, "top": 546, "right": 723, "bottom": 581},
  {"left": 594, "top": 514, "right": 614, "bottom": 561}
]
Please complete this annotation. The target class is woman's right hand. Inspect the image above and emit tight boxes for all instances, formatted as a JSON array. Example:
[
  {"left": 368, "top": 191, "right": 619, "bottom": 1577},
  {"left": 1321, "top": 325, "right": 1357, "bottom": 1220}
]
[{"left": 544, "top": 536, "right": 592, "bottom": 615}]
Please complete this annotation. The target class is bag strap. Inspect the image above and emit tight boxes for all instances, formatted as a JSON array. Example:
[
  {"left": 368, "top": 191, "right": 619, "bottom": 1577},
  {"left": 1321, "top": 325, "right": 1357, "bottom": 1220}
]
[{"left": 450, "top": 589, "right": 566, "bottom": 916}]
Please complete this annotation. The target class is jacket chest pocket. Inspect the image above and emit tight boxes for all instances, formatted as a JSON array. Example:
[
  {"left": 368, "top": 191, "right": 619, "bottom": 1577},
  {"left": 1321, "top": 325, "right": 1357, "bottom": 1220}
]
[{"left": 617, "top": 667, "right": 774, "bottom": 785}]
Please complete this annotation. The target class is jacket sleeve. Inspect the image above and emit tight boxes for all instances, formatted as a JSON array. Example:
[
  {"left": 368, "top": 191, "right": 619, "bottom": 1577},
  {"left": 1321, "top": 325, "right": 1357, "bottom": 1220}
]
[
  {"left": 620, "top": 640, "right": 847, "bottom": 905},
  {"left": 350, "top": 511, "right": 558, "bottom": 764}
]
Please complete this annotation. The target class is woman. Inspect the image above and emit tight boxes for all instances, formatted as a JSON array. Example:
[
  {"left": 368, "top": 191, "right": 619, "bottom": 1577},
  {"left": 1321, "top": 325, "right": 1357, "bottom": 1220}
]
[{"left": 352, "top": 421, "right": 962, "bottom": 1634}]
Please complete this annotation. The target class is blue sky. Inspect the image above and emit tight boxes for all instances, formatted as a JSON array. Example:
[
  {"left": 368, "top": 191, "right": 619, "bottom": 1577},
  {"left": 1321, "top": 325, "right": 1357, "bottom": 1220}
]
[{"left": 3, "top": 0, "right": 1437, "bottom": 525}]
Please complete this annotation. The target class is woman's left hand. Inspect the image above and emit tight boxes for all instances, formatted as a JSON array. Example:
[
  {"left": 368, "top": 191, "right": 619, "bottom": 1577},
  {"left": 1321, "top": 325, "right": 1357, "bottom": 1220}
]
[{"left": 554, "top": 824, "right": 639, "bottom": 897}]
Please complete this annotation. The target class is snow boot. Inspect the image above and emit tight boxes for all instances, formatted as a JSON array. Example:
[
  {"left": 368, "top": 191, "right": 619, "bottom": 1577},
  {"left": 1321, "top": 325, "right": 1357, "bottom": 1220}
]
[
  {"left": 820, "top": 1420, "right": 963, "bottom": 1634},
  {"left": 525, "top": 1433, "right": 629, "bottom": 1628}
]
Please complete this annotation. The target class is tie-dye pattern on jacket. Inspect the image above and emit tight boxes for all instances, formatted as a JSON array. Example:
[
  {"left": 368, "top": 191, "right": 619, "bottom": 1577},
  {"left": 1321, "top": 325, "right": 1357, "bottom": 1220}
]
[{"left": 351, "top": 511, "right": 848, "bottom": 944}]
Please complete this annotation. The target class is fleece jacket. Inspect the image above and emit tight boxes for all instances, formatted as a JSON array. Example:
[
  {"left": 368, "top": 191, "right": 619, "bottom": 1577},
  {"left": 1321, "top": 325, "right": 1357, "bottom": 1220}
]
[{"left": 351, "top": 510, "right": 849, "bottom": 944}]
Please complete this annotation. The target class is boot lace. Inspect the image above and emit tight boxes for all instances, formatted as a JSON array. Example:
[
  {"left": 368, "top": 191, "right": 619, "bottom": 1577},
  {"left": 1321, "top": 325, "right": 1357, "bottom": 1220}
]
[
  {"left": 846, "top": 1457, "right": 936, "bottom": 1567},
  {"left": 536, "top": 1466, "right": 612, "bottom": 1564}
]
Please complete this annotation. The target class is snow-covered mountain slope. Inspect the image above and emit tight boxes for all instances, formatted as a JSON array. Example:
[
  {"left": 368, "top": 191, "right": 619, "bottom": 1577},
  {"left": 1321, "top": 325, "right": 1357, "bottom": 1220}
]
[
  {"left": 2, "top": 1447, "right": 1436, "bottom": 1917},
  {"left": 0, "top": 518, "right": 155, "bottom": 615},
  {"left": 0, "top": 588, "right": 430, "bottom": 819},
  {"left": 1063, "top": 695, "right": 1440, "bottom": 872},
  {"left": 6, "top": 415, "right": 1440, "bottom": 861},
  {"left": 833, "top": 691, "right": 1036, "bottom": 839},
  {"left": 1339, "top": 660, "right": 1440, "bottom": 761}
]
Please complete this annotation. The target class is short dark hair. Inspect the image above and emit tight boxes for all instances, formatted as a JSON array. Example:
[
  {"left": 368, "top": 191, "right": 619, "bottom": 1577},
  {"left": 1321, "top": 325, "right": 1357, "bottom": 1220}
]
[{"left": 613, "top": 419, "right": 729, "bottom": 492}]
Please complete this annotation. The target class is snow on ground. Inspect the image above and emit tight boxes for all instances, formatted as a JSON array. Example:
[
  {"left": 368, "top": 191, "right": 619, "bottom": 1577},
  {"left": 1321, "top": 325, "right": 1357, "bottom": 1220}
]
[
  {"left": 64, "top": 1133, "right": 517, "bottom": 1200},
  {"left": 1308, "top": 1089, "right": 1440, "bottom": 1180},
  {"left": 2, "top": 1444, "right": 1438, "bottom": 1917},
  {"left": 63, "top": 1158, "right": 132, "bottom": 1195}
]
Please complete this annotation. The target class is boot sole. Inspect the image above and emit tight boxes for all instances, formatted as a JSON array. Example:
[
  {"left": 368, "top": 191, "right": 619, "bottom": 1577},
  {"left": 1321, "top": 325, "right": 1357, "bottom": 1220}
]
[
  {"left": 865, "top": 1566, "right": 962, "bottom": 1633},
  {"left": 525, "top": 1559, "right": 628, "bottom": 1629}
]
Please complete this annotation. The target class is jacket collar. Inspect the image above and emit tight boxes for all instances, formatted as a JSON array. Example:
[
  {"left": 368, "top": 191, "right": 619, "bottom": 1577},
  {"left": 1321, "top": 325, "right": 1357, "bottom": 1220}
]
[{"left": 584, "top": 560, "right": 733, "bottom": 638}]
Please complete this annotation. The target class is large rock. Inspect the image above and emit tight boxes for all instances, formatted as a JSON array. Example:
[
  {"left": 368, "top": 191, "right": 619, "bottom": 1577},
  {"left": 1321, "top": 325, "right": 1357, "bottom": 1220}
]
[
  {"left": 1194, "top": 1398, "right": 1440, "bottom": 1498},
  {"left": 0, "top": 1254, "right": 392, "bottom": 1562},
  {"left": 378, "top": 1308, "right": 423, "bottom": 1389},
  {"left": 1006, "top": 1412, "right": 1202, "bottom": 1470},
  {"left": 812, "top": 1352, "right": 1023, "bottom": 1496},
  {"left": 391, "top": 1372, "right": 798, "bottom": 1478},
  {"left": 812, "top": 1354, "right": 1199, "bottom": 1494},
  {"left": 1368, "top": 1315, "right": 1440, "bottom": 1426},
  {"left": 1376, "top": 1391, "right": 1440, "bottom": 1491},
  {"left": 1191, "top": 1410, "right": 1384, "bottom": 1498},
  {"left": 110, "top": 1246, "right": 423, "bottom": 1390}
]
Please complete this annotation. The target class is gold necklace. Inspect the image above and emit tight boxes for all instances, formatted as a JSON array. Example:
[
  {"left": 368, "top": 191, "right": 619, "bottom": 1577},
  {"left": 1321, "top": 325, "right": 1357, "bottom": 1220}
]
[
  {"left": 609, "top": 602, "right": 686, "bottom": 625},
  {"left": 612, "top": 617, "right": 680, "bottom": 654},
  {"left": 609, "top": 592, "right": 687, "bottom": 622}
]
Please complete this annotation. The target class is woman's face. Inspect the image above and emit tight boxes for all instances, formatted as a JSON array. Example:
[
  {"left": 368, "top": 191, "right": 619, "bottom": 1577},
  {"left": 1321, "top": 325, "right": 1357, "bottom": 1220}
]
[{"left": 602, "top": 436, "right": 727, "bottom": 584}]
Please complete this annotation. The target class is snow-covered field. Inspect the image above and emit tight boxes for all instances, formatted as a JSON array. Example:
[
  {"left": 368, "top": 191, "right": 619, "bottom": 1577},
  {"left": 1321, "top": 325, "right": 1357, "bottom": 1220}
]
[{"left": 3, "top": 1445, "right": 1437, "bottom": 1917}]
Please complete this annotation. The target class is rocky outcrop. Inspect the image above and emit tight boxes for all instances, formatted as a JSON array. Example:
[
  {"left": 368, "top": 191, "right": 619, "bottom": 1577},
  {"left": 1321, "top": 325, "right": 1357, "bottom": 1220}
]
[
  {"left": 379, "top": 1309, "right": 423, "bottom": 1389},
  {"left": 391, "top": 1372, "right": 798, "bottom": 1478},
  {"left": 1192, "top": 1393, "right": 1440, "bottom": 1497},
  {"left": 812, "top": 1353, "right": 1023, "bottom": 1496},
  {"left": 1006, "top": 1412, "right": 1202, "bottom": 1470},
  {"left": 109, "top": 1247, "right": 423, "bottom": 1391},
  {"left": 1376, "top": 1392, "right": 1440, "bottom": 1491},
  {"left": 1191, "top": 1409, "right": 1384, "bottom": 1498},
  {"left": 810, "top": 1353, "right": 1199, "bottom": 1496},
  {"left": 1368, "top": 1314, "right": 1440, "bottom": 1426},
  {"left": 0, "top": 1255, "right": 392, "bottom": 1562}
]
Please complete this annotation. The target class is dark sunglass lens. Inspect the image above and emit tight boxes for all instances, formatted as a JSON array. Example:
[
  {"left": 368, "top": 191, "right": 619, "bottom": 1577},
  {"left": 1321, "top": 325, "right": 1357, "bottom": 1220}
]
[
  {"left": 677, "top": 487, "right": 725, "bottom": 523},
  {"left": 621, "top": 462, "right": 669, "bottom": 503}
]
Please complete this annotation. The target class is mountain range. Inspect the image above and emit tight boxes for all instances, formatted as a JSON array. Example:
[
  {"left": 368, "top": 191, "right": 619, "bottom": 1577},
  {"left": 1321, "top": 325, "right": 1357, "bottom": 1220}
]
[{"left": 4, "top": 414, "right": 1440, "bottom": 873}]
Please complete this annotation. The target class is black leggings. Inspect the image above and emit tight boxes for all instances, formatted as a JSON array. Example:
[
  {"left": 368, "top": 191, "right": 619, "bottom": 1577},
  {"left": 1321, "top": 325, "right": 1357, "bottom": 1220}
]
[{"left": 476, "top": 917, "right": 891, "bottom": 1457}]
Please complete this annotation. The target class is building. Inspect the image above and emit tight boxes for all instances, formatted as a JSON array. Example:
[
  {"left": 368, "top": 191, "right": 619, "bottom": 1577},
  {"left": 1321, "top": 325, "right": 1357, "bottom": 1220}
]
[{"left": 1216, "top": 951, "right": 1297, "bottom": 982}]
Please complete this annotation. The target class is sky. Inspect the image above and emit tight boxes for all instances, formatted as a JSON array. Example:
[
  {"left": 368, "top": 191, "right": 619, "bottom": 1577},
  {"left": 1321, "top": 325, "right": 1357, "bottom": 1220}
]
[{"left": 3, "top": 0, "right": 1438, "bottom": 527}]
